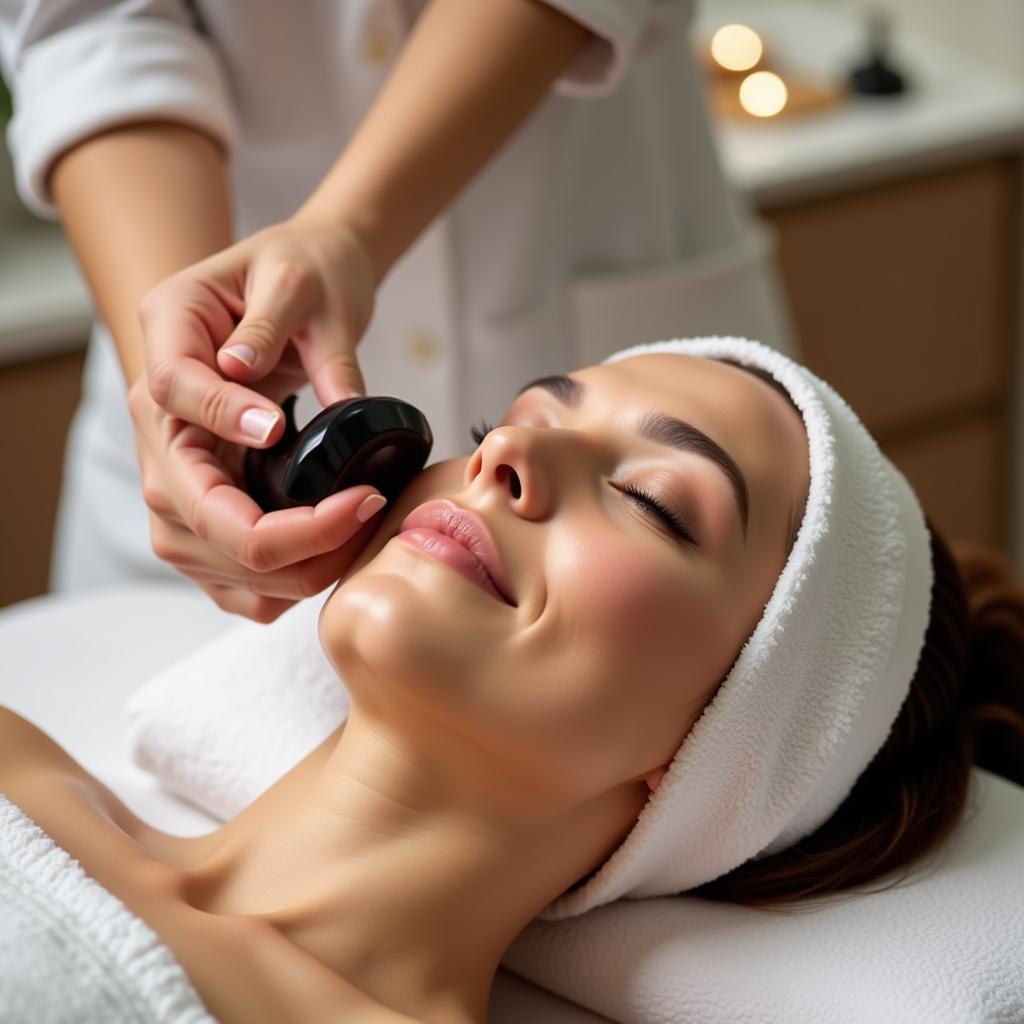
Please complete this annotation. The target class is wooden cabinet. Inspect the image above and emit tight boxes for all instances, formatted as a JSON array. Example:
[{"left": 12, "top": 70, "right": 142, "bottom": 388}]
[
  {"left": 0, "top": 347, "right": 86, "bottom": 607},
  {"left": 761, "top": 155, "right": 1021, "bottom": 551},
  {"left": 0, "top": 204, "right": 92, "bottom": 608}
]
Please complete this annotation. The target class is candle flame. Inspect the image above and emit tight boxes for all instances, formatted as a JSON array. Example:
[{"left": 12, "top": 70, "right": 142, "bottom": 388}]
[
  {"left": 739, "top": 70, "right": 788, "bottom": 118},
  {"left": 710, "top": 24, "right": 763, "bottom": 72}
]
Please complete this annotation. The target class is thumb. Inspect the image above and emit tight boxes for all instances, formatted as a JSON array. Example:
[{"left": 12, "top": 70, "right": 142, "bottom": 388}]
[{"left": 217, "top": 261, "right": 318, "bottom": 380}]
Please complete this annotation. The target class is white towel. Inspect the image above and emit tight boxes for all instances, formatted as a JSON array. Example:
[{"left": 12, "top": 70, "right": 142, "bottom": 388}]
[
  {"left": 502, "top": 770, "right": 1024, "bottom": 1024},
  {"left": 124, "top": 593, "right": 347, "bottom": 821},
  {"left": 0, "top": 794, "right": 212, "bottom": 1023}
]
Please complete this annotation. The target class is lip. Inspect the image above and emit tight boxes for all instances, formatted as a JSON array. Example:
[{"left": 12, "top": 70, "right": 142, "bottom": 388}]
[{"left": 397, "top": 499, "right": 517, "bottom": 607}]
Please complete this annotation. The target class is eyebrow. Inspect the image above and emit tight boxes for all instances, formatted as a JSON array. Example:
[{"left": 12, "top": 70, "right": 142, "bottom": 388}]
[{"left": 514, "top": 374, "right": 750, "bottom": 541}]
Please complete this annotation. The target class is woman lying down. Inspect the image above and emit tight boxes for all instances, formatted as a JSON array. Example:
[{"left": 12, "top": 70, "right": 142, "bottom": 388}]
[{"left": 1, "top": 338, "right": 1022, "bottom": 1024}]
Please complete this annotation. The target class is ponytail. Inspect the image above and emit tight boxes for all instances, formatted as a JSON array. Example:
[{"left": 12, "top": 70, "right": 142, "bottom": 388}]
[
  {"left": 951, "top": 539, "right": 1024, "bottom": 785},
  {"left": 689, "top": 522, "right": 1024, "bottom": 908}
]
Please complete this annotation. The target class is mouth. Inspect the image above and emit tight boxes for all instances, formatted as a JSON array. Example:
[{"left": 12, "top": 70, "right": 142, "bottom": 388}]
[{"left": 396, "top": 500, "right": 517, "bottom": 607}]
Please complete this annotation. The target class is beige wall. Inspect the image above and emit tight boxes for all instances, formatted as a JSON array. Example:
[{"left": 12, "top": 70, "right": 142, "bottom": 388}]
[{"left": 863, "top": 0, "right": 1024, "bottom": 82}]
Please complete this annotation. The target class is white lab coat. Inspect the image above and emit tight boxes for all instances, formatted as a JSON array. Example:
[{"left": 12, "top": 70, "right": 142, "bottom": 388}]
[{"left": 1, "top": 0, "right": 794, "bottom": 592}]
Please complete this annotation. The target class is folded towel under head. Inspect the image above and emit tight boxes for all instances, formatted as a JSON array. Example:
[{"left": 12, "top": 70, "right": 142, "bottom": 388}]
[
  {"left": 537, "top": 336, "right": 933, "bottom": 919},
  {"left": 125, "top": 594, "right": 347, "bottom": 822}
]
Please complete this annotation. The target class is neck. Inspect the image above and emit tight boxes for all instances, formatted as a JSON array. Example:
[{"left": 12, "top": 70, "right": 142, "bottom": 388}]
[{"left": 177, "top": 706, "right": 643, "bottom": 1024}]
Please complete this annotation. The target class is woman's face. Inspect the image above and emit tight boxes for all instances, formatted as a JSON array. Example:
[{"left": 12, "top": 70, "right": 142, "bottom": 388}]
[{"left": 319, "top": 354, "right": 809, "bottom": 802}]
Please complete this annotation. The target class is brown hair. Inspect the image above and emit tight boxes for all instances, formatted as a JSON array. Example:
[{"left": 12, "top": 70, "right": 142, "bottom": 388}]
[{"left": 688, "top": 524, "right": 1024, "bottom": 908}]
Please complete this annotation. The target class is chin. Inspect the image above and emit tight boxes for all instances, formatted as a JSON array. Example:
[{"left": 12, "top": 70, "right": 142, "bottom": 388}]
[{"left": 317, "top": 560, "right": 483, "bottom": 714}]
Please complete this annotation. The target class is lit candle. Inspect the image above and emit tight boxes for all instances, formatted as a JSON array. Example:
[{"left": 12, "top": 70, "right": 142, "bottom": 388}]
[
  {"left": 710, "top": 23, "right": 764, "bottom": 72},
  {"left": 739, "top": 70, "right": 789, "bottom": 117}
]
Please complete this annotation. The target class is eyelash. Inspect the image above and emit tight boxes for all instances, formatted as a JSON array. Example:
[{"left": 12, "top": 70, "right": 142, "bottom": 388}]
[
  {"left": 619, "top": 482, "right": 697, "bottom": 545},
  {"left": 468, "top": 421, "right": 697, "bottom": 546},
  {"left": 469, "top": 420, "right": 495, "bottom": 445}
]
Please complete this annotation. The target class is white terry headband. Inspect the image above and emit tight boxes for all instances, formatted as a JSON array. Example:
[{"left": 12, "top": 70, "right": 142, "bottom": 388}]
[{"left": 539, "top": 337, "right": 934, "bottom": 921}]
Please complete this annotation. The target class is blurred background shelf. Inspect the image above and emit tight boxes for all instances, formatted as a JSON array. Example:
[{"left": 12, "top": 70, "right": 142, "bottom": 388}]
[{"left": 698, "top": 1, "right": 1024, "bottom": 204}]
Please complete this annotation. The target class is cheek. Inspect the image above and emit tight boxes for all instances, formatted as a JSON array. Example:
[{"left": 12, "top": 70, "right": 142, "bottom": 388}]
[
  {"left": 577, "top": 541, "right": 734, "bottom": 776},
  {"left": 504, "top": 530, "right": 737, "bottom": 795},
  {"left": 564, "top": 535, "right": 724, "bottom": 682}
]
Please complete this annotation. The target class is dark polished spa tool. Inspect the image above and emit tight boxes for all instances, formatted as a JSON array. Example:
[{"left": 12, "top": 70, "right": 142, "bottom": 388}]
[{"left": 244, "top": 394, "right": 433, "bottom": 512}]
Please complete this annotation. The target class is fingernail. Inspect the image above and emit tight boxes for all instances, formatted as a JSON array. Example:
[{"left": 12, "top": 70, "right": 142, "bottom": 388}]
[
  {"left": 356, "top": 493, "right": 388, "bottom": 522},
  {"left": 223, "top": 344, "right": 257, "bottom": 367},
  {"left": 240, "top": 407, "right": 279, "bottom": 443}
]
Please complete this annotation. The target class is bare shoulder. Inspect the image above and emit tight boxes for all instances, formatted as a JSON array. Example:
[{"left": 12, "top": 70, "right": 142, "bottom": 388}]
[
  {"left": 0, "top": 706, "right": 82, "bottom": 786},
  {"left": 0, "top": 705, "right": 154, "bottom": 850},
  {"left": 0, "top": 710, "right": 421, "bottom": 1023}
]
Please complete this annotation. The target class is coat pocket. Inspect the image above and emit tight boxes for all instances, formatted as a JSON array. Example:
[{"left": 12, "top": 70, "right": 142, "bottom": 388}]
[{"left": 565, "top": 219, "right": 797, "bottom": 368}]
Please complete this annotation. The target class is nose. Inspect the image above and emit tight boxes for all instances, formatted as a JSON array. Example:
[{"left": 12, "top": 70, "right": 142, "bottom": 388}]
[{"left": 463, "top": 423, "right": 590, "bottom": 519}]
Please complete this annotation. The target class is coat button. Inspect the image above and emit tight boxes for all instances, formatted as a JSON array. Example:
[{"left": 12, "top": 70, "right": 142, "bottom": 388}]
[
  {"left": 405, "top": 330, "right": 442, "bottom": 366},
  {"left": 362, "top": 27, "right": 395, "bottom": 66}
]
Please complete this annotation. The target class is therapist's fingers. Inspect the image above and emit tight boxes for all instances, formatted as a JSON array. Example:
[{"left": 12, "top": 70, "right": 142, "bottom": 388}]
[
  {"left": 215, "top": 257, "right": 319, "bottom": 383},
  {"left": 140, "top": 276, "right": 287, "bottom": 448},
  {"left": 282, "top": 218, "right": 376, "bottom": 408},
  {"left": 297, "top": 323, "right": 368, "bottom": 408},
  {"left": 134, "top": 381, "right": 387, "bottom": 580},
  {"left": 149, "top": 508, "right": 372, "bottom": 601},
  {"left": 149, "top": 483, "right": 385, "bottom": 581},
  {"left": 167, "top": 426, "right": 387, "bottom": 570},
  {"left": 160, "top": 365, "right": 286, "bottom": 448}
]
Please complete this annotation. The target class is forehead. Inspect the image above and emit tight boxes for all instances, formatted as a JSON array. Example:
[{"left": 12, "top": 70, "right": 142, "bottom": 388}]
[
  {"left": 585, "top": 353, "right": 794, "bottom": 425},
  {"left": 578, "top": 353, "right": 809, "bottom": 549}
]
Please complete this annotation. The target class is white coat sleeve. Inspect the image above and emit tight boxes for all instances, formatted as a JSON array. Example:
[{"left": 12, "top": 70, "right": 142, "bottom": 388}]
[
  {"left": 541, "top": 0, "right": 696, "bottom": 97},
  {"left": 0, "top": 0, "right": 239, "bottom": 219}
]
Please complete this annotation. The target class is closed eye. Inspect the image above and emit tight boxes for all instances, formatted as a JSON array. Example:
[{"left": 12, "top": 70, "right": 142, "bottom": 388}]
[
  {"left": 470, "top": 420, "right": 699, "bottom": 545},
  {"left": 619, "top": 482, "right": 697, "bottom": 546}
]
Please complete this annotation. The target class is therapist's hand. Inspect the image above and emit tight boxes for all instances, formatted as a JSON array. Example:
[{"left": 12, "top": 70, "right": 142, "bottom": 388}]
[
  {"left": 127, "top": 215, "right": 384, "bottom": 621},
  {"left": 140, "top": 213, "right": 375, "bottom": 426}
]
